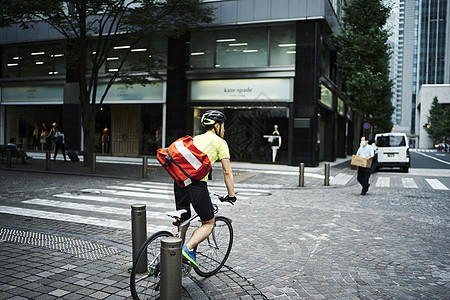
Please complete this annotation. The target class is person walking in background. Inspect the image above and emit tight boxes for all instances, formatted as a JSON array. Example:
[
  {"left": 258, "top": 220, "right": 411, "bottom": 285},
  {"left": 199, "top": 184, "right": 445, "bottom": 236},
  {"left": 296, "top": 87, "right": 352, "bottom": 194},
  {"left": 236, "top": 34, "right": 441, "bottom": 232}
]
[
  {"left": 356, "top": 137, "right": 374, "bottom": 195},
  {"left": 53, "top": 127, "right": 67, "bottom": 162}
]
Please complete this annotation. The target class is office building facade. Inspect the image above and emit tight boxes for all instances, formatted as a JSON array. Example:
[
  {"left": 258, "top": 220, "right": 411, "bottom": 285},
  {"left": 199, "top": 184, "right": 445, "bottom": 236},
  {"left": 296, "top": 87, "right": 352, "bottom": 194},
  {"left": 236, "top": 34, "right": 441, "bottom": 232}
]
[{"left": 0, "top": 0, "right": 352, "bottom": 166}]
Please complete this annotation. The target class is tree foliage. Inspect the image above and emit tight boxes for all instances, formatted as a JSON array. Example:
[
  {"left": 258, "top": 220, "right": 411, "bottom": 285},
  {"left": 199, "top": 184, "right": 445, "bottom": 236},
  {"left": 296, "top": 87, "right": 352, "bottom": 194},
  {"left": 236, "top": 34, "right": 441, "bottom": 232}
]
[
  {"left": 0, "top": 0, "right": 213, "bottom": 166},
  {"left": 426, "top": 97, "right": 450, "bottom": 142},
  {"left": 332, "top": 0, "right": 394, "bottom": 135}
]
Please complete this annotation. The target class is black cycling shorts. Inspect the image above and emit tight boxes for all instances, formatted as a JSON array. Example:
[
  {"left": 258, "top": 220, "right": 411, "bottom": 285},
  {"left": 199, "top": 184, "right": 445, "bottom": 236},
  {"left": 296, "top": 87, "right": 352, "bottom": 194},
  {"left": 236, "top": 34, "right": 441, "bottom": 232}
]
[{"left": 174, "top": 181, "right": 214, "bottom": 222}]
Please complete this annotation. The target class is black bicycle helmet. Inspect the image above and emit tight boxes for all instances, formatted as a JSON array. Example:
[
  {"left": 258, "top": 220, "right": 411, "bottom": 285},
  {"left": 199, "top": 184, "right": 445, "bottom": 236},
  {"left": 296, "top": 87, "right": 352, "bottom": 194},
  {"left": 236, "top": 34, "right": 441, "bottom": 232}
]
[{"left": 201, "top": 110, "right": 226, "bottom": 126}]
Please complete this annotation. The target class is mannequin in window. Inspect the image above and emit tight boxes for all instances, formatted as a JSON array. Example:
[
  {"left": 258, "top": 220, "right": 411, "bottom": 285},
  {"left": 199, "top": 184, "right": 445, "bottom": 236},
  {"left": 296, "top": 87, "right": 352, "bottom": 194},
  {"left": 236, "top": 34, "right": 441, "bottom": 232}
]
[
  {"left": 271, "top": 125, "right": 281, "bottom": 162},
  {"left": 102, "top": 127, "right": 110, "bottom": 154}
]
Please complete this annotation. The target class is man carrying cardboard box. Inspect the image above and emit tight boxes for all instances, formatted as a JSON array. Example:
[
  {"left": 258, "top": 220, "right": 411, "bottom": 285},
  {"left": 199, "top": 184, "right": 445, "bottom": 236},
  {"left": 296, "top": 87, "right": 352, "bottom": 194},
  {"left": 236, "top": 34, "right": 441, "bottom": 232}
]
[{"left": 356, "top": 137, "right": 375, "bottom": 195}]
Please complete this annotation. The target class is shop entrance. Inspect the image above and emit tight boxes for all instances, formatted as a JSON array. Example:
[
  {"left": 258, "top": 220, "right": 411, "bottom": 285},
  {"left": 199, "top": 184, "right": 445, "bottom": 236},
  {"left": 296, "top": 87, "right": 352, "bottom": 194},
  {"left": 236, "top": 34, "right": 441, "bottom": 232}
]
[
  {"left": 193, "top": 107, "right": 289, "bottom": 163},
  {"left": 111, "top": 105, "right": 140, "bottom": 156}
]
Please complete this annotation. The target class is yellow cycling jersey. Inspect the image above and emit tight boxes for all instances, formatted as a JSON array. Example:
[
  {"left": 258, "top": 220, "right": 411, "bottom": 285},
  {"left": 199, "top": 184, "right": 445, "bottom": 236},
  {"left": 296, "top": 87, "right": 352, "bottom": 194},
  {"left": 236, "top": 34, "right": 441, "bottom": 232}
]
[{"left": 193, "top": 131, "right": 230, "bottom": 181}]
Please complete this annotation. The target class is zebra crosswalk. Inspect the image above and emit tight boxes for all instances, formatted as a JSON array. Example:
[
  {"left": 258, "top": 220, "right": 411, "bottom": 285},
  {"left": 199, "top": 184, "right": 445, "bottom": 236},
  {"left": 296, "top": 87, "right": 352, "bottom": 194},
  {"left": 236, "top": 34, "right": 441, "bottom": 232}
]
[
  {"left": 373, "top": 176, "right": 449, "bottom": 190},
  {"left": 0, "top": 181, "right": 271, "bottom": 232}
]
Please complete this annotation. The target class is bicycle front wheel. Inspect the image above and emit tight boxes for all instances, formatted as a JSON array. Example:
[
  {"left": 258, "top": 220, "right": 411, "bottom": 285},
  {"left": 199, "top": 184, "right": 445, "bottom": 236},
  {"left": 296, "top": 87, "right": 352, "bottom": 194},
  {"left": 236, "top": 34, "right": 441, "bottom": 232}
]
[
  {"left": 130, "top": 231, "right": 172, "bottom": 300},
  {"left": 194, "top": 216, "right": 233, "bottom": 277}
]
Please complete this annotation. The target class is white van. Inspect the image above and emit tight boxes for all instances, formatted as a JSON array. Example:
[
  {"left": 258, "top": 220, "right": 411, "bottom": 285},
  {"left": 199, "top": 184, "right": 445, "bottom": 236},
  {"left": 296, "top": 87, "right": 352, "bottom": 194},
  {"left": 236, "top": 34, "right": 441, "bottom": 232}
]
[{"left": 374, "top": 133, "right": 410, "bottom": 172}]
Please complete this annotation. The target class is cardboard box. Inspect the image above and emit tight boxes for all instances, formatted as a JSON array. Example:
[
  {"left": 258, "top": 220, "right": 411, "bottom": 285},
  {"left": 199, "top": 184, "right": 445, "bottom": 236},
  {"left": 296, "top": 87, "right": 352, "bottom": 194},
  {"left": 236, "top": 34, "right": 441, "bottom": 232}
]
[{"left": 351, "top": 155, "right": 372, "bottom": 168}]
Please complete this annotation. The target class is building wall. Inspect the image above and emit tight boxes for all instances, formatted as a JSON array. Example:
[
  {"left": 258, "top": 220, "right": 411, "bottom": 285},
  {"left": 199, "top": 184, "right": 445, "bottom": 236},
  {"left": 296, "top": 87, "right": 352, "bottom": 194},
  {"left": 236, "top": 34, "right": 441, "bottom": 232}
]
[{"left": 416, "top": 84, "right": 450, "bottom": 148}]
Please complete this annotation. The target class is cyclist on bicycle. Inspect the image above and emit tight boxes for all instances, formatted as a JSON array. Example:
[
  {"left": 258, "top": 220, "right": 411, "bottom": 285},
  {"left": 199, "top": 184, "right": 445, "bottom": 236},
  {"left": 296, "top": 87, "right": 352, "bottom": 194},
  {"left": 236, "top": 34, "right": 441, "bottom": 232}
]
[{"left": 174, "top": 110, "right": 236, "bottom": 268}]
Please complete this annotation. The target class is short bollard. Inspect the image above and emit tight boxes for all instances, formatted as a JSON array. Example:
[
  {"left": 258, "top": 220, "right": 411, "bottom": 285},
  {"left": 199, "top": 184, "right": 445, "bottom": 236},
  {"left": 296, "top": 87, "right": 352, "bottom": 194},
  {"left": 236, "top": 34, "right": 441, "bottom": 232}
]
[
  {"left": 324, "top": 163, "right": 330, "bottom": 186},
  {"left": 45, "top": 151, "right": 51, "bottom": 170},
  {"left": 142, "top": 156, "right": 148, "bottom": 179},
  {"left": 6, "top": 148, "right": 11, "bottom": 168},
  {"left": 91, "top": 153, "right": 96, "bottom": 174},
  {"left": 160, "top": 237, "right": 182, "bottom": 300},
  {"left": 131, "top": 205, "right": 147, "bottom": 273},
  {"left": 298, "top": 163, "right": 305, "bottom": 187}
]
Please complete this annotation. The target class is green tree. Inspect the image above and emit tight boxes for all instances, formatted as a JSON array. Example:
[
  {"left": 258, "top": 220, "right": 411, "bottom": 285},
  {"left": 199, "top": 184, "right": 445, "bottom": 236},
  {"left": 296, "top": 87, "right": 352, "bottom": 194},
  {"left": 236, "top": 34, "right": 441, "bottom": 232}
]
[
  {"left": 426, "top": 97, "right": 450, "bottom": 142},
  {"left": 332, "top": 0, "right": 394, "bottom": 141},
  {"left": 1, "top": 0, "right": 213, "bottom": 167}
]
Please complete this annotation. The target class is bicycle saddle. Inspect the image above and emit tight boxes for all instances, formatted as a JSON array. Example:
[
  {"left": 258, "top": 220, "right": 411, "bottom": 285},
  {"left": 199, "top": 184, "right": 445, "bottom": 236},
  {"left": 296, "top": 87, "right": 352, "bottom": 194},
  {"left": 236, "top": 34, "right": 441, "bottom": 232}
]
[{"left": 166, "top": 209, "right": 188, "bottom": 219}]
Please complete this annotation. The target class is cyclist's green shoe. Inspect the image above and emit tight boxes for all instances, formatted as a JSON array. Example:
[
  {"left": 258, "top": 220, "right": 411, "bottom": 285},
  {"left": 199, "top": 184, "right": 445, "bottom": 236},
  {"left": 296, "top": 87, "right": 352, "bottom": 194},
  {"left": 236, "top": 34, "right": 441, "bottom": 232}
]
[{"left": 182, "top": 245, "right": 199, "bottom": 268}]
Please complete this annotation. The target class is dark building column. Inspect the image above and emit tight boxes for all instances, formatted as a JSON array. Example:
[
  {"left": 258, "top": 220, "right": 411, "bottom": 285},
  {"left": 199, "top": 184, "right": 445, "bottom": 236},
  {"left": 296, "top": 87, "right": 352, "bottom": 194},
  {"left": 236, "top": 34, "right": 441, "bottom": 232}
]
[
  {"left": 166, "top": 34, "right": 189, "bottom": 145},
  {"left": 291, "top": 21, "right": 320, "bottom": 167},
  {"left": 63, "top": 42, "right": 82, "bottom": 151}
]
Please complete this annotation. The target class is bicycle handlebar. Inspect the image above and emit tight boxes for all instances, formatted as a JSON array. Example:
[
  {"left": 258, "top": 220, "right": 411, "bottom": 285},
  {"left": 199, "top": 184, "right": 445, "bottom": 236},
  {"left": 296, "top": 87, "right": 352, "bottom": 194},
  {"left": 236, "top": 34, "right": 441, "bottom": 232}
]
[{"left": 218, "top": 195, "right": 236, "bottom": 205}]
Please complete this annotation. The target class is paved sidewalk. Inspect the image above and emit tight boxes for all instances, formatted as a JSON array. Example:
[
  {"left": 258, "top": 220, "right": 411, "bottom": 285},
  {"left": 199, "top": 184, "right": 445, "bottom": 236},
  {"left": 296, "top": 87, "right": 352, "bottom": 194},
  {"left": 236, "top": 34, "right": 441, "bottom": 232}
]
[
  {"left": 1, "top": 151, "right": 356, "bottom": 189},
  {"left": 0, "top": 154, "right": 356, "bottom": 300}
]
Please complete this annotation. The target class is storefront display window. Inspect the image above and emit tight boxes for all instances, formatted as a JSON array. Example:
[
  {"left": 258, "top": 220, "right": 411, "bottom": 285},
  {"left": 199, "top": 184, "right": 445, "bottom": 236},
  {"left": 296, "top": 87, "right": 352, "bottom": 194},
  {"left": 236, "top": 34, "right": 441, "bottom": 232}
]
[{"left": 193, "top": 107, "right": 289, "bottom": 163}]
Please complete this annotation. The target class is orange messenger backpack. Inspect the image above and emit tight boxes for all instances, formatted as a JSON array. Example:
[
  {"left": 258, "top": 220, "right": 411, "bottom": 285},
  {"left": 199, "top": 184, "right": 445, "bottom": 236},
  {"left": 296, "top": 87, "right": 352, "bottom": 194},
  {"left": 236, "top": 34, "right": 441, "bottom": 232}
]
[{"left": 157, "top": 136, "right": 212, "bottom": 188}]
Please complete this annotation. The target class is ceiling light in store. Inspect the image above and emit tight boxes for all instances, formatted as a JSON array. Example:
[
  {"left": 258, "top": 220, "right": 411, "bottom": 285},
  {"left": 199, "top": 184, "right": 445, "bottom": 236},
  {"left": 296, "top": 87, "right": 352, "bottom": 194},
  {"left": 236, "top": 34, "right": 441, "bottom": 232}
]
[
  {"left": 278, "top": 43, "right": 296, "bottom": 47},
  {"left": 131, "top": 48, "right": 148, "bottom": 52},
  {"left": 107, "top": 57, "right": 119, "bottom": 60},
  {"left": 114, "top": 45, "right": 131, "bottom": 49},
  {"left": 51, "top": 54, "right": 64, "bottom": 57},
  {"left": 31, "top": 52, "right": 45, "bottom": 55},
  {"left": 229, "top": 43, "right": 248, "bottom": 46},
  {"left": 287, "top": 51, "right": 296, "bottom": 54},
  {"left": 215, "top": 64, "right": 221, "bottom": 67},
  {"left": 109, "top": 68, "right": 119, "bottom": 72},
  {"left": 191, "top": 52, "right": 205, "bottom": 56},
  {"left": 49, "top": 71, "right": 59, "bottom": 75},
  {"left": 216, "top": 38, "right": 236, "bottom": 42},
  {"left": 243, "top": 49, "right": 258, "bottom": 53},
  {"left": 35, "top": 61, "right": 44, "bottom": 65},
  {"left": 13, "top": 57, "right": 22, "bottom": 60},
  {"left": 92, "top": 51, "right": 97, "bottom": 55},
  {"left": 7, "top": 63, "right": 18, "bottom": 67}
]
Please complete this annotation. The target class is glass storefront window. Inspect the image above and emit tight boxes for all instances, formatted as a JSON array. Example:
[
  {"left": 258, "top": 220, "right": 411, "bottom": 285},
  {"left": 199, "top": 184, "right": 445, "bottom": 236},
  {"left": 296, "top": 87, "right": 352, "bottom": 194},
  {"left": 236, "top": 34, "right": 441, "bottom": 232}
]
[
  {"left": 193, "top": 107, "right": 289, "bottom": 163},
  {"left": 269, "top": 26, "right": 296, "bottom": 66},
  {"left": 216, "top": 28, "right": 268, "bottom": 68}
]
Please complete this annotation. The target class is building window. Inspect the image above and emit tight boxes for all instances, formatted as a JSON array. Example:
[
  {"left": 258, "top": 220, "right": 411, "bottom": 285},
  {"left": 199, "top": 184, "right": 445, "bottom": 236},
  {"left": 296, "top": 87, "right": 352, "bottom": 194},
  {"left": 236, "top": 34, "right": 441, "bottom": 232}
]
[
  {"left": 216, "top": 28, "right": 268, "bottom": 68},
  {"left": 190, "top": 26, "right": 296, "bottom": 69}
]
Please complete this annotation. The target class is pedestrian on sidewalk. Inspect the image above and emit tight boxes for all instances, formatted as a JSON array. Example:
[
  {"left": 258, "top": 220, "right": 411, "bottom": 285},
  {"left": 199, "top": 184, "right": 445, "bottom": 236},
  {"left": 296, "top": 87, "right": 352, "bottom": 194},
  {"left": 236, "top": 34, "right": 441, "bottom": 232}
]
[
  {"left": 356, "top": 137, "right": 374, "bottom": 195},
  {"left": 53, "top": 127, "right": 67, "bottom": 162},
  {"left": 7, "top": 137, "right": 32, "bottom": 164}
]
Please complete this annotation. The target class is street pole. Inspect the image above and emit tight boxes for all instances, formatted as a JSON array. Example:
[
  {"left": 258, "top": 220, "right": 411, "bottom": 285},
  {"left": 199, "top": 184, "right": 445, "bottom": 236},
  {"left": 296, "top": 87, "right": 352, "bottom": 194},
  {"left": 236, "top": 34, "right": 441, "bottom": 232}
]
[
  {"left": 298, "top": 163, "right": 305, "bottom": 187},
  {"left": 142, "top": 156, "right": 148, "bottom": 179},
  {"left": 160, "top": 237, "right": 182, "bottom": 300},
  {"left": 46, "top": 151, "right": 51, "bottom": 170},
  {"left": 324, "top": 163, "right": 330, "bottom": 186},
  {"left": 131, "top": 205, "right": 147, "bottom": 273}
]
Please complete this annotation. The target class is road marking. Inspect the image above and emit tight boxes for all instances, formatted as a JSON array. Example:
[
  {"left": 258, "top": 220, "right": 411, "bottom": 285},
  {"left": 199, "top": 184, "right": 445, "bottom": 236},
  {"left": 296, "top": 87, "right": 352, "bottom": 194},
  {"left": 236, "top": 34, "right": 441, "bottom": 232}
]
[
  {"left": 425, "top": 179, "right": 449, "bottom": 190},
  {"left": 402, "top": 178, "right": 418, "bottom": 189},
  {"left": 22, "top": 199, "right": 169, "bottom": 220},
  {"left": 330, "top": 173, "right": 353, "bottom": 186},
  {"left": 54, "top": 193, "right": 174, "bottom": 209},
  {"left": 376, "top": 177, "right": 390, "bottom": 187},
  {"left": 413, "top": 151, "right": 450, "bottom": 166},
  {"left": 0, "top": 206, "right": 169, "bottom": 231}
]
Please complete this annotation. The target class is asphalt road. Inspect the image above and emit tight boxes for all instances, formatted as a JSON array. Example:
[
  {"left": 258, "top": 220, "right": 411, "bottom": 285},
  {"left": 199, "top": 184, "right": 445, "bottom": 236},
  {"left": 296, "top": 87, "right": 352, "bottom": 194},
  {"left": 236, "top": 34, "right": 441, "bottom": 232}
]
[{"left": 410, "top": 150, "right": 450, "bottom": 168}]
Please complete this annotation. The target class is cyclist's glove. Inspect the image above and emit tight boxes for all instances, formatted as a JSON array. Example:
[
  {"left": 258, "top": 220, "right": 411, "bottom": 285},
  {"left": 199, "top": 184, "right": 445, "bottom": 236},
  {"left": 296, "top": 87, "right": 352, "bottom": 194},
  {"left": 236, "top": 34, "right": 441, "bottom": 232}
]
[{"left": 219, "top": 195, "right": 237, "bottom": 205}]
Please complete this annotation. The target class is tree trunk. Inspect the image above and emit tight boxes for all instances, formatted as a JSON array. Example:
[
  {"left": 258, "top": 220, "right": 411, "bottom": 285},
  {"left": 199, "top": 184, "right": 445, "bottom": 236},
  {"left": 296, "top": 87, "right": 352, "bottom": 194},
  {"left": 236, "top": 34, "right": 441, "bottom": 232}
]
[{"left": 81, "top": 109, "right": 96, "bottom": 168}]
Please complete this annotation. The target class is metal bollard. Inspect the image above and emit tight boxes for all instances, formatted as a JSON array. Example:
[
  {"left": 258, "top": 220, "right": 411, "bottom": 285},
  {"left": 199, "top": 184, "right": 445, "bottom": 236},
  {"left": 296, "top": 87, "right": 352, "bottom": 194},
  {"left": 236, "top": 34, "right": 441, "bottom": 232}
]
[
  {"left": 6, "top": 148, "right": 11, "bottom": 168},
  {"left": 131, "top": 205, "right": 147, "bottom": 273},
  {"left": 142, "top": 156, "right": 148, "bottom": 179},
  {"left": 91, "top": 153, "right": 96, "bottom": 174},
  {"left": 160, "top": 237, "right": 182, "bottom": 300},
  {"left": 298, "top": 163, "right": 305, "bottom": 187},
  {"left": 324, "top": 163, "right": 330, "bottom": 186},
  {"left": 46, "top": 151, "right": 51, "bottom": 170}
]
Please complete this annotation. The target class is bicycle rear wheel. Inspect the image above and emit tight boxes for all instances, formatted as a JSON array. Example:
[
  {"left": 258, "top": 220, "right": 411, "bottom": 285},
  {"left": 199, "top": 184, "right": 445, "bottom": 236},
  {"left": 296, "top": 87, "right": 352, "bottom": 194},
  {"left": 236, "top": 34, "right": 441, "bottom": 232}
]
[
  {"left": 194, "top": 216, "right": 233, "bottom": 277},
  {"left": 130, "top": 231, "right": 172, "bottom": 300}
]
